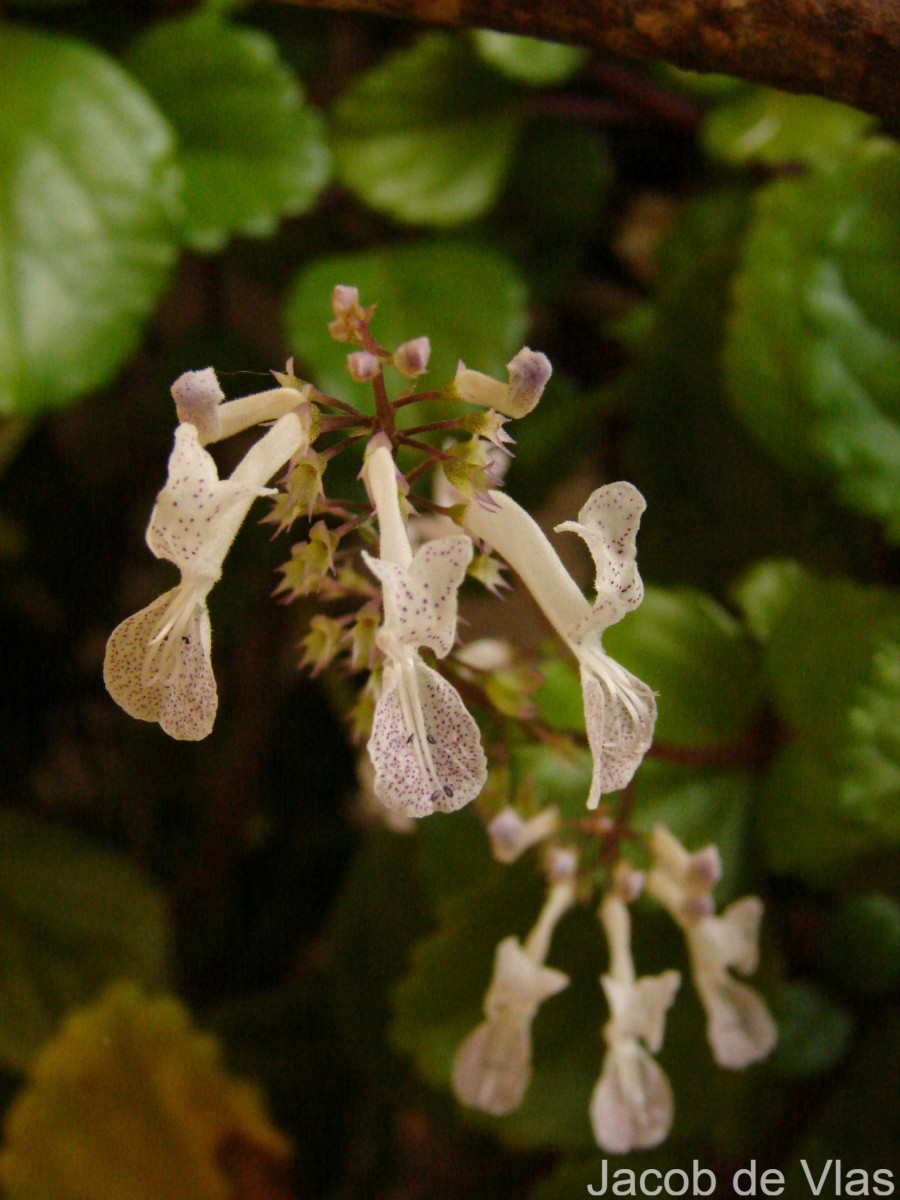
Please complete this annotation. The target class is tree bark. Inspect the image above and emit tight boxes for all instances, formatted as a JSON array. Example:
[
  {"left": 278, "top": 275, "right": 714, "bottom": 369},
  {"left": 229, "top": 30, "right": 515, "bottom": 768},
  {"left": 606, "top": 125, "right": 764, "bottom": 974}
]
[{"left": 277, "top": 0, "right": 900, "bottom": 125}]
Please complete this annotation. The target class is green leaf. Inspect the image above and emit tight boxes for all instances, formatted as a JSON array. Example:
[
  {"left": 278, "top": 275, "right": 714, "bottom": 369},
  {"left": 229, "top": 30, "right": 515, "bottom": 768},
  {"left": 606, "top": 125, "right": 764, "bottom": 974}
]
[
  {"left": 781, "top": 1014, "right": 900, "bottom": 1191},
  {"left": 0, "top": 984, "right": 289, "bottom": 1200},
  {"left": 535, "top": 657, "right": 585, "bottom": 734},
  {"left": 737, "top": 561, "right": 900, "bottom": 881},
  {"left": 0, "top": 24, "right": 180, "bottom": 416},
  {"left": 725, "top": 141, "right": 900, "bottom": 539},
  {"left": 330, "top": 34, "right": 521, "bottom": 226},
  {"left": 509, "top": 742, "right": 594, "bottom": 822},
  {"left": 471, "top": 31, "right": 588, "bottom": 87},
  {"left": 283, "top": 240, "right": 528, "bottom": 404},
  {"left": 327, "top": 829, "right": 432, "bottom": 1076},
  {"left": 127, "top": 13, "right": 330, "bottom": 252},
  {"left": 703, "top": 88, "right": 875, "bottom": 166},
  {"left": 819, "top": 894, "right": 900, "bottom": 999},
  {"left": 759, "top": 743, "right": 890, "bottom": 886},
  {"left": 736, "top": 563, "right": 900, "bottom": 798},
  {"left": 618, "top": 188, "right": 868, "bottom": 589},
  {"left": 0, "top": 810, "right": 168, "bottom": 1073},
  {"left": 602, "top": 587, "right": 764, "bottom": 749},
  {"left": 769, "top": 981, "right": 854, "bottom": 1078}
]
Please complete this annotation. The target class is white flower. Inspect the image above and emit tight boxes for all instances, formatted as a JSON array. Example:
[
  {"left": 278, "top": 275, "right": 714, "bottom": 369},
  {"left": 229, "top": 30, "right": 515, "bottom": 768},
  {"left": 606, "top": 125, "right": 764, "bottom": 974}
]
[
  {"left": 453, "top": 880, "right": 573, "bottom": 1115},
  {"left": 646, "top": 825, "right": 777, "bottom": 1069},
  {"left": 104, "top": 414, "right": 304, "bottom": 740},
  {"left": 591, "top": 890, "right": 680, "bottom": 1154},
  {"left": 452, "top": 347, "right": 552, "bottom": 418},
  {"left": 487, "top": 806, "right": 560, "bottom": 863},
  {"left": 362, "top": 441, "right": 487, "bottom": 817},
  {"left": 463, "top": 484, "right": 656, "bottom": 808}
]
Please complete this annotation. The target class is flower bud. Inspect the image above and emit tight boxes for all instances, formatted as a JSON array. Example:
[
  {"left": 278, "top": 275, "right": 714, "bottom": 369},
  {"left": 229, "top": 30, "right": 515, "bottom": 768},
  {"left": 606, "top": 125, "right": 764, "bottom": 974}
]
[
  {"left": 171, "top": 368, "right": 224, "bottom": 444},
  {"left": 347, "top": 350, "right": 381, "bottom": 383},
  {"left": 393, "top": 336, "right": 431, "bottom": 379}
]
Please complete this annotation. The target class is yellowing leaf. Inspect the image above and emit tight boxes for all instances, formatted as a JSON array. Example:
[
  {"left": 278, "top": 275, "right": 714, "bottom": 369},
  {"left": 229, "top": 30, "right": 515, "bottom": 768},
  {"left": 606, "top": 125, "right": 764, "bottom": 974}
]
[{"left": 0, "top": 984, "right": 291, "bottom": 1200}]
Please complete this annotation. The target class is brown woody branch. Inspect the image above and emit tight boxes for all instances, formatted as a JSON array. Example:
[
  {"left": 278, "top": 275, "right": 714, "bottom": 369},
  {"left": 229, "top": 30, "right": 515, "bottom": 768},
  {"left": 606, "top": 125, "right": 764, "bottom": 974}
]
[{"left": 276, "top": 0, "right": 900, "bottom": 125}]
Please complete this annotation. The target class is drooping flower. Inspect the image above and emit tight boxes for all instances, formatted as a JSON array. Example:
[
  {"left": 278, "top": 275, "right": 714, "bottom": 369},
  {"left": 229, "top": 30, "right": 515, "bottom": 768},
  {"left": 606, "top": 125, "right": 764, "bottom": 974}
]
[
  {"left": 646, "top": 825, "right": 777, "bottom": 1069},
  {"left": 463, "top": 484, "right": 656, "bottom": 808},
  {"left": 104, "top": 414, "right": 305, "bottom": 740},
  {"left": 487, "top": 806, "right": 560, "bottom": 864},
  {"left": 591, "top": 883, "right": 680, "bottom": 1154},
  {"left": 361, "top": 440, "right": 487, "bottom": 817},
  {"left": 453, "top": 875, "right": 573, "bottom": 1115}
]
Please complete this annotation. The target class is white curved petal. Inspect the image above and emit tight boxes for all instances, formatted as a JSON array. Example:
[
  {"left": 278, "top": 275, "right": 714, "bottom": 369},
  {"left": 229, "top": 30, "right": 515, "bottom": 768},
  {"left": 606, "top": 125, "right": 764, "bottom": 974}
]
[
  {"left": 104, "top": 587, "right": 217, "bottom": 741},
  {"left": 104, "top": 591, "right": 177, "bottom": 723},
  {"left": 488, "top": 937, "right": 570, "bottom": 1013},
  {"left": 367, "top": 659, "right": 487, "bottom": 817},
  {"left": 556, "top": 481, "right": 646, "bottom": 636},
  {"left": 157, "top": 602, "right": 217, "bottom": 741},
  {"left": 146, "top": 424, "right": 258, "bottom": 577},
  {"left": 712, "top": 897, "right": 765, "bottom": 975},
  {"left": 590, "top": 1041, "right": 674, "bottom": 1154},
  {"left": 363, "top": 534, "right": 472, "bottom": 657},
  {"left": 452, "top": 1016, "right": 533, "bottom": 1116},
  {"left": 602, "top": 971, "right": 681, "bottom": 1054},
  {"left": 698, "top": 975, "right": 777, "bottom": 1069},
  {"left": 580, "top": 655, "right": 657, "bottom": 808}
]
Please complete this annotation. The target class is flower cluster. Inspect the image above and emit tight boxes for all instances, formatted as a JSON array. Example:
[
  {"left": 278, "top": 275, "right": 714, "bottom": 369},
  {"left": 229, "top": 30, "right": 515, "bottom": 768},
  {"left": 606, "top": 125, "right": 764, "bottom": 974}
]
[
  {"left": 454, "top": 827, "right": 775, "bottom": 1153},
  {"left": 104, "top": 283, "right": 654, "bottom": 816},
  {"left": 103, "top": 285, "right": 775, "bottom": 1155}
]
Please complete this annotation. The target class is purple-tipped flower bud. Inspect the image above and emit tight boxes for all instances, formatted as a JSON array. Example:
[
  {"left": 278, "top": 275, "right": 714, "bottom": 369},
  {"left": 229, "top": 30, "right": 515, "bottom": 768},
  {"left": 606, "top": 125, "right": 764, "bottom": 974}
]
[
  {"left": 506, "top": 348, "right": 552, "bottom": 416},
  {"left": 171, "top": 368, "right": 224, "bottom": 444},
  {"left": 688, "top": 846, "right": 723, "bottom": 891},
  {"left": 331, "top": 284, "right": 360, "bottom": 317},
  {"left": 451, "top": 347, "right": 552, "bottom": 418},
  {"left": 613, "top": 865, "right": 645, "bottom": 904},
  {"left": 393, "top": 336, "right": 431, "bottom": 379},
  {"left": 347, "top": 350, "right": 381, "bottom": 383}
]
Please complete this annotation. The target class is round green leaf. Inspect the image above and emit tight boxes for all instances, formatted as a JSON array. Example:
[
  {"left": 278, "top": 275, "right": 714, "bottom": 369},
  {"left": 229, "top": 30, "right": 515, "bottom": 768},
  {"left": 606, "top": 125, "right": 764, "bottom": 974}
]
[
  {"left": 703, "top": 88, "right": 875, "bottom": 166},
  {"left": 283, "top": 240, "right": 528, "bottom": 404},
  {"left": 0, "top": 810, "right": 168, "bottom": 1072},
  {"left": 769, "top": 981, "right": 854, "bottom": 1078},
  {"left": 735, "top": 561, "right": 900, "bottom": 840},
  {"left": 820, "top": 894, "right": 900, "bottom": 999},
  {"left": 0, "top": 24, "right": 181, "bottom": 415},
  {"left": 759, "top": 743, "right": 891, "bottom": 886},
  {"left": 330, "top": 34, "right": 522, "bottom": 226},
  {"left": 725, "top": 141, "right": 900, "bottom": 539},
  {"left": 471, "top": 31, "right": 588, "bottom": 87},
  {"left": 127, "top": 13, "right": 330, "bottom": 252}
]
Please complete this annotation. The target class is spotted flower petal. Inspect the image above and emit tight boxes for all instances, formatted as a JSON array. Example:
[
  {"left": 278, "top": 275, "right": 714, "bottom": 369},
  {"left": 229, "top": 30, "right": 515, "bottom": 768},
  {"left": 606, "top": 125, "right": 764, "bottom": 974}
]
[
  {"left": 556, "top": 482, "right": 646, "bottom": 638},
  {"left": 580, "top": 656, "right": 657, "bottom": 807},
  {"left": 104, "top": 589, "right": 216, "bottom": 741},
  {"left": 362, "top": 535, "right": 473, "bottom": 658},
  {"left": 367, "top": 660, "right": 487, "bottom": 818},
  {"left": 590, "top": 1041, "right": 674, "bottom": 1154},
  {"left": 453, "top": 920, "right": 570, "bottom": 1116},
  {"left": 146, "top": 424, "right": 268, "bottom": 579}
]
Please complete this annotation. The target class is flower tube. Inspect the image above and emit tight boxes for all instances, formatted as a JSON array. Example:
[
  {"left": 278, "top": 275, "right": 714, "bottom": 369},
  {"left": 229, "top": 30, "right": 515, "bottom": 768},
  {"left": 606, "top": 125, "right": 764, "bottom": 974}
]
[{"left": 464, "top": 484, "right": 656, "bottom": 808}]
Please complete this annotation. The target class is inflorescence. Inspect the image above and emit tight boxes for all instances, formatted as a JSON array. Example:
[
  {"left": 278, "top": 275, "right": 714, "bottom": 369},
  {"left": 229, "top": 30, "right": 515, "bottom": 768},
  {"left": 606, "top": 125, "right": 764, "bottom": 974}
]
[{"left": 104, "top": 285, "right": 775, "bottom": 1150}]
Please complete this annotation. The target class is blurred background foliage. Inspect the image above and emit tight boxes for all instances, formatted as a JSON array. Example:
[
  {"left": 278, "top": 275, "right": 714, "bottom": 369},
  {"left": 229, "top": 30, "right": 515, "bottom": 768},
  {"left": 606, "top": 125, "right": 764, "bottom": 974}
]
[{"left": 0, "top": 1, "right": 897, "bottom": 1197}]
